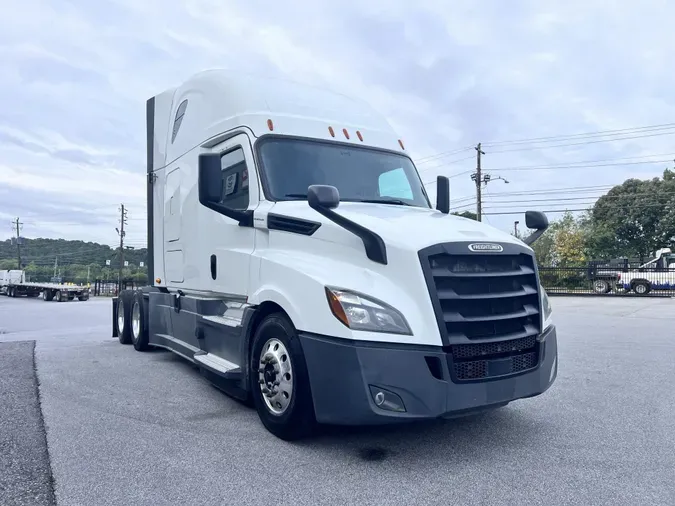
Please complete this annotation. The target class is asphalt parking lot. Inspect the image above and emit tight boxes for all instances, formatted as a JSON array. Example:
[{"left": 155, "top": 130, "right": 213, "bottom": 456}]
[{"left": 1, "top": 295, "right": 674, "bottom": 506}]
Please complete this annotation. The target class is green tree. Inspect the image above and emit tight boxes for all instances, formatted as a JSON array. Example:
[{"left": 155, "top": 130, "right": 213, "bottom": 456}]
[
  {"left": 588, "top": 168, "right": 675, "bottom": 261},
  {"left": 0, "top": 238, "right": 148, "bottom": 284},
  {"left": 530, "top": 211, "right": 589, "bottom": 266}
]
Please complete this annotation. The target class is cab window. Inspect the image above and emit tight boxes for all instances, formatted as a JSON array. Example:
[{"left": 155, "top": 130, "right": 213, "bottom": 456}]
[{"left": 220, "top": 147, "right": 250, "bottom": 211}]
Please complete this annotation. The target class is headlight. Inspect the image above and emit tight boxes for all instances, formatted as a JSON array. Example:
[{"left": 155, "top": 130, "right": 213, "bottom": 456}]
[
  {"left": 324, "top": 287, "right": 412, "bottom": 335},
  {"left": 540, "top": 285, "right": 553, "bottom": 331}
]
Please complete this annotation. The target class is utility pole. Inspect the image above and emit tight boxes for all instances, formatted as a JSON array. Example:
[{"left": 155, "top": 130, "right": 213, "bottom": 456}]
[
  {"left": 116, "top": 204, "right": 128, "bottom": 293},
  {"left": 514, "top": 220, "right": 519, "bottom": 237},
  {"left": 13, "top": 217, "right": 23, "bottom": 269},
  {"left": 471, "top": 144, "right": 509, "bottom": 222},
  {"left": 474, "top": 143, "right": 485, "bottom": 221}
]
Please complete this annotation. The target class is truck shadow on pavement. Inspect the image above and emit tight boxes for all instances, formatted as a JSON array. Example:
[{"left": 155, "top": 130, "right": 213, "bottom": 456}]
[
  {"left": 296, "top": 405, "right": 551, "bottom": 466},
  {"left": 145, "top": 347, "right": 552, "bottom": 467}
]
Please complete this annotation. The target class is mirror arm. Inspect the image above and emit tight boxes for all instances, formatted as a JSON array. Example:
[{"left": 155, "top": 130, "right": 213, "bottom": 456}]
[
  {"left": 203, "top": 202, "right": 254, "bottom": 227},
  {"left": 310, "top": 204, "right": 387, "bottom": 264},
  {"left": 523, "top": 228, "right": 545, "bottom": 246}
]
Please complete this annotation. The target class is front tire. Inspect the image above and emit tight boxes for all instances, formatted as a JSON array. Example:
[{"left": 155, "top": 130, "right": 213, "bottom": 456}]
[
  {"left": 250, "top": 312, "right": 316, "bottom": 441},
  {"left": 592, "top": 279, "right": 610, "bottom": 294},
  {"left": 632, "top": 280, "right": 651, "bottom": 295}
]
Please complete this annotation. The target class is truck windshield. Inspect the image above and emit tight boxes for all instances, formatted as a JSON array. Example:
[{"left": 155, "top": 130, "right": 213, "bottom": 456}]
[{"left": 257, "top": 137, "right": 431, "bottom": 208}]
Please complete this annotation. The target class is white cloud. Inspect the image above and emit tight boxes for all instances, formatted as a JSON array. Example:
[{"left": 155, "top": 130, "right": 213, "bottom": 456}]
[{"left": 1, "top": 0, "right": 675, "bottom": 247}]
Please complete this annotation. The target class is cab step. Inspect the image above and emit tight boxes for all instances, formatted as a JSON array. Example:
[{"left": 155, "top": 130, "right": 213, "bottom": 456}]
[{"left": 193, "top": 352, "right": 242, "bottom": 381}]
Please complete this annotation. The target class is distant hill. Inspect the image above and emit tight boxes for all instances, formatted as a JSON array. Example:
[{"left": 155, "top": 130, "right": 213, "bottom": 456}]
[{"left": 0, "top": 238, "right": 148, "bottom": 284}]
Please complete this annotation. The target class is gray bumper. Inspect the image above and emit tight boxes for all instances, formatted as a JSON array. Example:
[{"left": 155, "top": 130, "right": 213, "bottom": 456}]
[{"left": 299, "top": 326, "right": 558, "bottom": 425}]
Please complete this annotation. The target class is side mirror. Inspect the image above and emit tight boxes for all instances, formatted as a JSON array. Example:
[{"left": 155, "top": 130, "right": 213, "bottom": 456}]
[
  {"left": 436, "top": 176, "right": 450, "bottom": 214},
  {"left": 525, "top": 210, "right": 549, "bottom": 231},
  {"left": 522, "top": 210, "right": 549, "bottom": 246},
  {"left": 198, "top": 153, "right": 223, "bottom": 205},
  {"left": 308, "top": 184, "right": 340, "bottom": 210}
]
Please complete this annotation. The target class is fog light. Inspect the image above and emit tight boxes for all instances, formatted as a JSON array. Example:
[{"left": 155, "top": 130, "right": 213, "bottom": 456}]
[{"left": 369, "top": 385, "right": 406, "bottom": 412}]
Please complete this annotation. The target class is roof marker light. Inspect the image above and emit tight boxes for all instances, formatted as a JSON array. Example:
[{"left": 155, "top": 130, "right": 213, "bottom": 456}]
[
  {"left": 356, "top": 130, "right": 363, "bottom": 141},
  {"left": 267, "top": 119, "right": 274, "bottom": 131},
  {"left": 398, "top": 139, "right": 405, "bottom": 150},
  {"left": 343, "top": 128, "right": 350, "bottom": 140},
  {"left": 328, "top": 126, "right": 335, "bottom": 137}
]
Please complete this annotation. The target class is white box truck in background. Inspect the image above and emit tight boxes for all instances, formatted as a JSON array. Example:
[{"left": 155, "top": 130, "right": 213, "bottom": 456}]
[{"left": 112, "top": 70, "right": 557, "bottom": 440}]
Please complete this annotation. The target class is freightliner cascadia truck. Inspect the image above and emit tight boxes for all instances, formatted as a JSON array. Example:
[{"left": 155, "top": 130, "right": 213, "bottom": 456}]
[{"left": 112, "top": 70, "right": 557, "bottom": 440}]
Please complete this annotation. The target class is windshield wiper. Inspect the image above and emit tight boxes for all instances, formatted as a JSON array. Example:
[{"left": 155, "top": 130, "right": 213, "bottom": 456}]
[
  {"left": 284, "top": 194, "right": 411, "bottom": 206},
  {"left": 353, "top": 198, "right": 411, "bottom": 206}
]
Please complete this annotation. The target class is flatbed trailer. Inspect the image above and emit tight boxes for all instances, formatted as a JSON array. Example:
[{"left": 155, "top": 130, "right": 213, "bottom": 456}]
[{"left": 1, "top": 271, "right": 90, "bottom": 301}]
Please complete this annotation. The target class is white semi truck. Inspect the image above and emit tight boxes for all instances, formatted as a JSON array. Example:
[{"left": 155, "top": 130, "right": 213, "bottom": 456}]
[
  {"left": 112, "top": 70, "right": 557, "bottom": 440},
  {"left": 1, "top": 269, "right": 90, "bottom": 301}
]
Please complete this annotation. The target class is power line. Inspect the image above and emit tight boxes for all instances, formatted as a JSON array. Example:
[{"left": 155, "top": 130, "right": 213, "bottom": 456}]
[
  {"left": 481, "top": 122, "right": 675, "bottom": 147},
  {"left": 413, "top": 122, "right": 675, "bottom": 166},
  {"left": 489, "top": 158, "right": 674, "bottom": 173},
  {"left": 487, "top": 131, "right": 675, "bottom": 154},
  {"left": 415, "top": 146, "right": 474, "bottom": 164},
  {"left": 482, "top": 199, "right": 675, "bottom": 216}
]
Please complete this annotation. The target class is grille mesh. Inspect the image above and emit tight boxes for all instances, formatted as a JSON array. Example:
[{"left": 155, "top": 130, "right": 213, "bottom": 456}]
[{"left": 453, "top": 352, "right": 538, "bottom": 380}]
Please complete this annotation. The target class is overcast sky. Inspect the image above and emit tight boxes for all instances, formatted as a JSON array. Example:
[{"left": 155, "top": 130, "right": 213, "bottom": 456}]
[{"left": 2, "top": 0, "right": 675, "bottom": 247}]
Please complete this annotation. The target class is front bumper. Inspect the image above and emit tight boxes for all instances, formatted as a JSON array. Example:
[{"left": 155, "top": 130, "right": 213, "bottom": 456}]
[{"left": 299, "top": 326, "right": 557, "bottom": 425}]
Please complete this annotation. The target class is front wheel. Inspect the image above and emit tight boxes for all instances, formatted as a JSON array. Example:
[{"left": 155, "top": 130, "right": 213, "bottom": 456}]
[
  {"left": 592, "top": 279, "right": 610, "bottom": 294},
  {"left": 632, "top": 281, "right": 651, "bottom": 295},
  {"left": 250, "top": 312, "right": 316, "bottom": 441}
]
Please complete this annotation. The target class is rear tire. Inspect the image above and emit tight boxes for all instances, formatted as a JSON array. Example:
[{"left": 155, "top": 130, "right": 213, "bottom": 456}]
[
  {"left": 43, "top": 290, "right": 54, "bottom": 301},
  {"left": 249, "top": 312, "right": 316, "bottom": 441},
  {"left": 131, "top": 291, "right": 150, "bottom": 351},
  {"left": 117, "top": 290, "right": 134, "bottom": 345}
]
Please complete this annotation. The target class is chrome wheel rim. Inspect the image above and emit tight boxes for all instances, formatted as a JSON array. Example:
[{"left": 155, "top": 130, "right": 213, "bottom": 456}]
[
  {"left": 593, "top": 280, "right": 607, "bottom": 292},
  {"left": 258, "top": 338, "right": 293, "bottom": 415},
  {"left": 131, "top": 301, "right": 141, "bottom": 339},
  {"left": 635, "top": 284, "right": 646, "bottom": 294},
  {"left": 118, "top": 299, "right": 125, "bottom": 333}
]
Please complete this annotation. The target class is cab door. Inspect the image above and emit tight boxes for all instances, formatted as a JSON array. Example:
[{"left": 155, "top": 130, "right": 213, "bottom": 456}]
[{"left": 206, "top": 133, "right": 259, "bottom": 298}]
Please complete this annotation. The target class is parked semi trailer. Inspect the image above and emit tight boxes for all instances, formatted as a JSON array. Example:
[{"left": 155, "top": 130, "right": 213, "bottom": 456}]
[
  {"left": 112, "top": 70, "right": 558, "bottom": 440},
  {"left": 1, "top": 269, "right": 90, "bottom": 301}
]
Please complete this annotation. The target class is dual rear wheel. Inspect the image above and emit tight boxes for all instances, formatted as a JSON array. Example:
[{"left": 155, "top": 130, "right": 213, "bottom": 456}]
[{"left": 116, "top": 290, "right": 149, "bottom": 351}]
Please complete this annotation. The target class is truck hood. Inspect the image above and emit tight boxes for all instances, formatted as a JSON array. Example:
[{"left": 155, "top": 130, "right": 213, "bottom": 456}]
[{"left": 267, "top": 201, "right": 528, "bottom": 251}]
